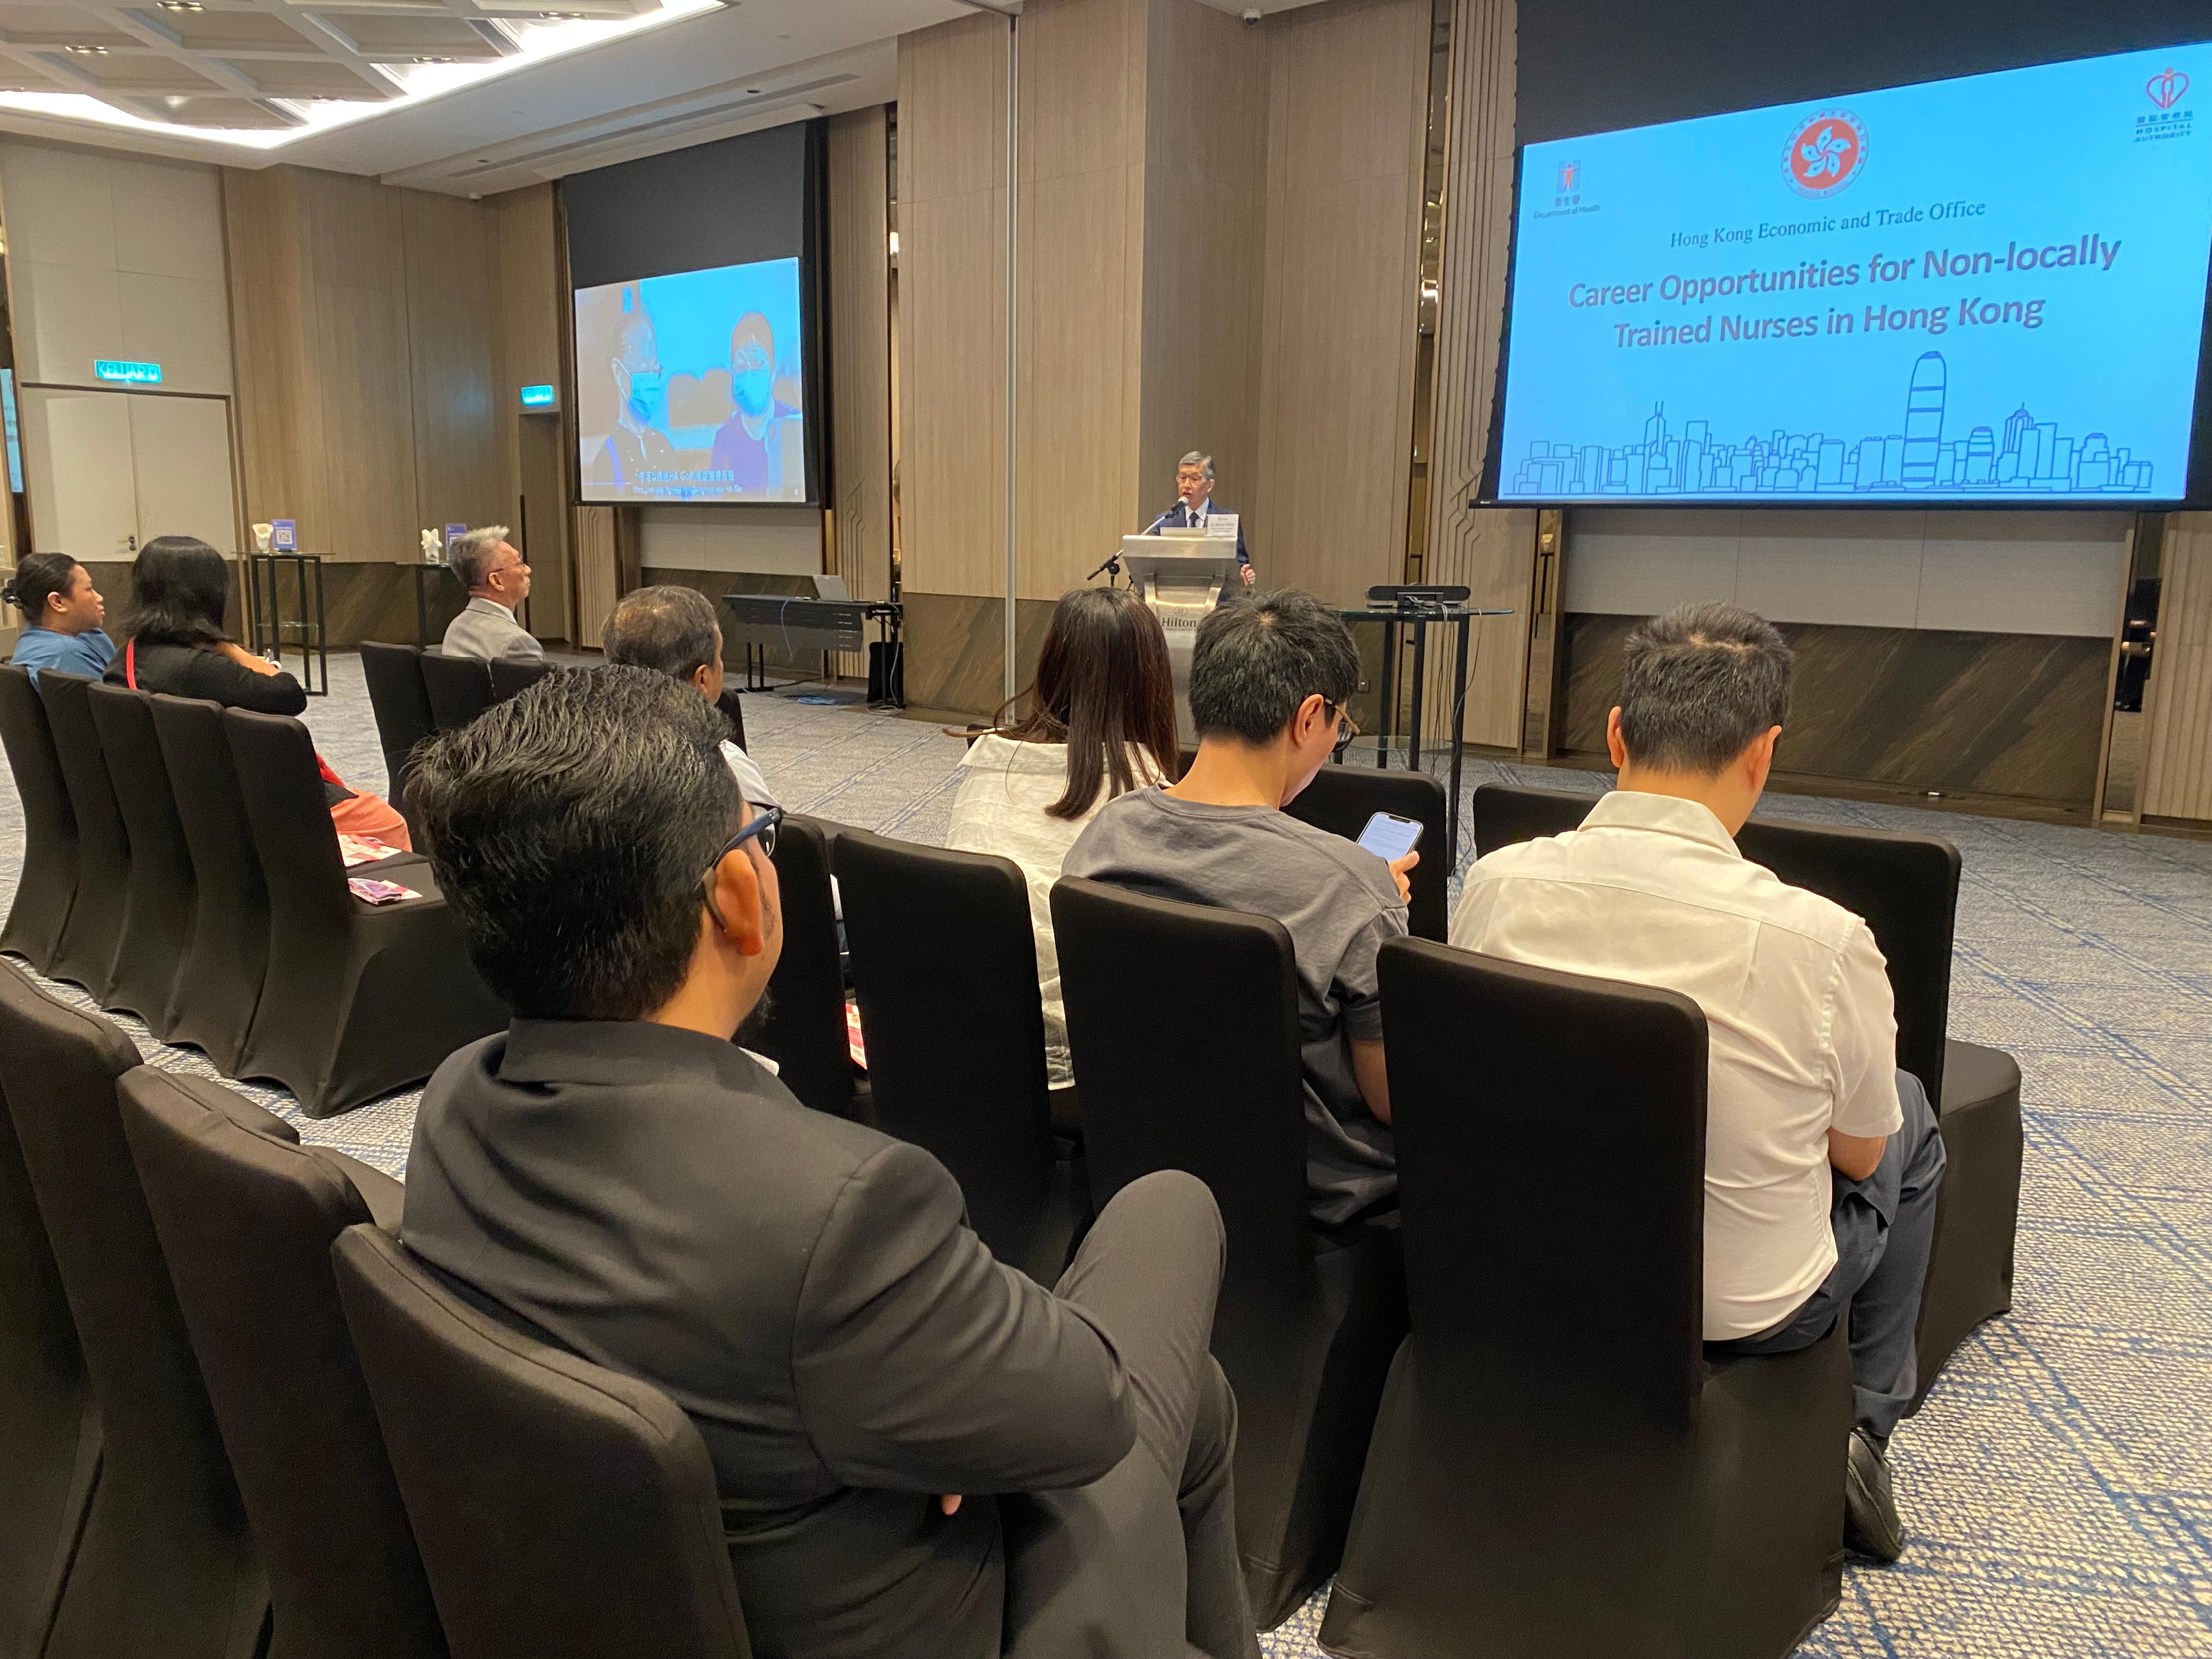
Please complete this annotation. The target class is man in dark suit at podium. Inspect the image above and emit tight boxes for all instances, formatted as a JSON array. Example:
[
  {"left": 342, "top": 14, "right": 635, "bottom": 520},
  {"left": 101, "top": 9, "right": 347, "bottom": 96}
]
[{"left": 1152, "top": 451, "right": 1256, "bottom": 590}]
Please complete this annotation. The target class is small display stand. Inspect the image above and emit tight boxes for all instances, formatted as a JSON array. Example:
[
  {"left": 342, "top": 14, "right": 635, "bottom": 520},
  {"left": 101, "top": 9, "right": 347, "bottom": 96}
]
[
  {"left": 248, "top": 551, "right": 328, "bottom": 697},
  {"left": 1331, "top": 587, "right": 1514, "bottom": 872},
  {"left": 403, "top": 561, "right": 465, "bottom": 648}
]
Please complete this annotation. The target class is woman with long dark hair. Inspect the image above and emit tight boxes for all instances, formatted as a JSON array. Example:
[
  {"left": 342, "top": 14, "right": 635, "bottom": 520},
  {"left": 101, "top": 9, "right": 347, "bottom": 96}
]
[
  {"left": 4, "top": 552, "right": 113, "bottom": 683},
  {"left": 946, "top": 586, "right": 1180, "bottom": 1089},
  {"left": 105, "top": 536, "right": 413, "bottom": 849}
]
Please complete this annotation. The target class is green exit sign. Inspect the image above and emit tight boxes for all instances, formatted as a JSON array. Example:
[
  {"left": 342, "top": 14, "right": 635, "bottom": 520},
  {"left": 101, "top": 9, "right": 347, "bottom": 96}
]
[
  {"left": 94, "top": 359, "right": 163, "bottom": 385},
  {"left": 519, "top": 383, "right": 557, "bottom": 410}
]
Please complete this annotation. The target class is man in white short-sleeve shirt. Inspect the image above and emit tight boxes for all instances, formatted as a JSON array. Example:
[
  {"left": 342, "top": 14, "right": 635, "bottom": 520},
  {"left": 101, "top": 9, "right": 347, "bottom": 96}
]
[{"left": 1452, "top": 602, "right": 1944, "bottom": 1564}]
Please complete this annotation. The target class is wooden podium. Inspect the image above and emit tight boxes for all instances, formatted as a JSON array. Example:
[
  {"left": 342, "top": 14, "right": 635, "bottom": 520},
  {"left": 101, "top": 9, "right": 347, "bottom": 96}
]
[{"left": 1121, "top": 530, "right": 1243, "bottom": 739}]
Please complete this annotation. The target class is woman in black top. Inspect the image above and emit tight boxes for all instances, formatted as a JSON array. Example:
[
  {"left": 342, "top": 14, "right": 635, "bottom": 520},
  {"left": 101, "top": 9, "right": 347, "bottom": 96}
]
[{"left": 106, "top": 536, "right": 412, "bottom": 849}]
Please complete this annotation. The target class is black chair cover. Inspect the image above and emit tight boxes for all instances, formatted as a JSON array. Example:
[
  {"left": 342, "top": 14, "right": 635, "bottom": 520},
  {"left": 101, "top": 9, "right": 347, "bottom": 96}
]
[
  {"left": 149, "top": 694, "right": 273, "bottom": 1074},
  {"left": 332, "top": 1224, "right": 753, "bottom": 1659},
  {"left": 836, "top": 828, "right": 1084, "bottom": 1282},
  {"left": 487, "top": 657, "right": 552, "bottom": 702},
  {"left": 749, "top": 813, "right": 863, "bottom": 1120},
  {"left": 119, "top": 1067, "right": 448, "bottom": 1659},
  {"left": 358, "top": 642, "right": 436, "bottom": 844},
  {"left": 419, "top": 653, "right": 494, "bottom": 732},
  {"left": 224, "top": 708, "right": 505, "bottom": 1116},
  {"left": 1321, "top": 941, "right": 1850, "bottom": 1659},
  {"left": 32, "top": 671, "right": 128, "bottom": 999},
  {"left": 86, "top": 682, "right": 196, "bottom": 1039},
  {"left": 0, "top": 961, "right": 269, "bottom": 1659},
  {"left": 1285, "top": 763, "right": 1451, "bottom": 941},
  {"left": 0, "top": 1009, "right": 99, "bottom": 1659},
  {"left": 0, "top": 663, "right": 81, "bottom": 972},
  {"left": 1051, "top": 875, "right": 1404, "bottom": 1627}
]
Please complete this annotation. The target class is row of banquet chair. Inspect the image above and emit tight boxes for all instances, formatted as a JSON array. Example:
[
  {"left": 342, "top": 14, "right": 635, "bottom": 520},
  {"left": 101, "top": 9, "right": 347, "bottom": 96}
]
[
  {"left": 738, "top": 781, "right": 2023, "bottom": 1648},
  {"left": 0, "top": 958, "right": 756, "bottom": 1659},
  {"left": 0, "top": 664, "right": 505, "bottom": 1116},
  {"left": 357, "top": 643, "right": 748, "bottom": 848}
]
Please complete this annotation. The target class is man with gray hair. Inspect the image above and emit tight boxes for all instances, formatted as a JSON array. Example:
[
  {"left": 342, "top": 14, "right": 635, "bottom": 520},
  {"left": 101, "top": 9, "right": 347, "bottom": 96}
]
[
  {"left": 439, "top": 526, "right": 542, "bottom": 664},
  {"left": 1151, "top": 451, "right": 1254, "bottom": 588},
  {"left": 1450, "top": 602, "right": 1944, "bottom": 1564},
  {"left": 602, "top": 583, "right": 776, "bottom": 807}
]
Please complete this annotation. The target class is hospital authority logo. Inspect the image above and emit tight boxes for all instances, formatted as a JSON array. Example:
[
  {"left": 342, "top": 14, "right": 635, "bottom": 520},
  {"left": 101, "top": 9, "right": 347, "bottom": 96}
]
[
  {"left": 1783, "top": 109, "right": 1866, "bottom": 199},
  {"left": 2138, "top": 66, "right": 2194, "bottom": 143}
]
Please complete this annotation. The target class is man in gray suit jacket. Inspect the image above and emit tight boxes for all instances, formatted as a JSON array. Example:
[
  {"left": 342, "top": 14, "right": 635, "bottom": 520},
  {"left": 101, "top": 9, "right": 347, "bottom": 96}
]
[
  {"left": 400, "top": 666, "right": 1258, "bottom": 1659},
  {"left": 438, "top": 525, "right": 544, "bottom": 662}
]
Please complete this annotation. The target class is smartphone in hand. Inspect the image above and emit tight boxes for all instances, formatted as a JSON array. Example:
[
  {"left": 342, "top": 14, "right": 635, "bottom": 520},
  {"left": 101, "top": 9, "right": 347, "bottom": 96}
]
[{"left": 1355, "top": 811, "right": 1423, "bottom": 863}]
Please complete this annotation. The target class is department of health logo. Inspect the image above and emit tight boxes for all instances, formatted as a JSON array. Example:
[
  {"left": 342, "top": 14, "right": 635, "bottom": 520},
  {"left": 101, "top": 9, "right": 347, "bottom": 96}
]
[
  {"left": 2147, "top": 66, "right": 2189, "bottom": 111},
  {"left": 1783, "top": 108, "right": 1867, "bottom": 199}
]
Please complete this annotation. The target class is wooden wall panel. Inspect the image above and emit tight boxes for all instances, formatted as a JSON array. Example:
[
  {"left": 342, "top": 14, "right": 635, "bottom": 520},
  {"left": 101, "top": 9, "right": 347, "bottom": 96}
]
[
  {"left": 223, "top": 166, "right": 325, "bottom": 549},
  {"left": 1253, "top": 0, "right": 1431, "bottom": 604},
  {"left": 226, "top": 165, "right": 504, "bottom": 567},
  {"left": 2141, "top": 512, "right": 2212, "bottom": 824},
  {"left": 572, "top": 503, "right": 620, "bottom": 649},
  {"left": 401, "top": 190, "right": 502, "bottom": 540},
  {"left": 1018, "top": 0, "right": 1146, "bottom": 601},
  {"left": 488, "top": 184, "right": 572, "bottom": 639},
  {"left": 1418, "top": 0, "right": 1531, "bottom": 749},
  {"left": 898, "top": 13, "right": 1009, "bottom": 603},
  {"left": 1138, "top": 0, "right": 1268, "bottom": 533},
  {"left": 828, "top": 107, "right": 894, "bottom": 678}
]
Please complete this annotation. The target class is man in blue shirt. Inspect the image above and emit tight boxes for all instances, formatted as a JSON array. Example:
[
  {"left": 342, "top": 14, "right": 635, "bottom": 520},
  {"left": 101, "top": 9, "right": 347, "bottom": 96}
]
[
  {"left": 708, "top": 311, "right": 802, "bottom": 498},
  {"left": 5, "top": 554, "right": 113, "bottom": 683}
]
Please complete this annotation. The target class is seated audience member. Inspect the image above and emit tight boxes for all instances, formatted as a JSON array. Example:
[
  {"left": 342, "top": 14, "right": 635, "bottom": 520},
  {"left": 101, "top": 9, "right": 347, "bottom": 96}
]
[
  {"left": 601, "top": 583, "right": 775, "bottom": 805},
  {"left": 947, "top": 586, "right": 1177, "bottom": 1092},
  {"left": 439, "top": 525, "right": 544, "bottom": 664},
  {"left": 1449, "top": 602, "right": 1945, "bottom": 1562},
  {"left": 401, "top": 667, "right": 1256, "bottom": 1659},
  {"left": 1063, "top": 590, "right": 1414, "bottom": 1227},
  {"left": 105, "top": 535, "right": 411, "bottom": 849},
  {"left": 6, "top": 554, "right": 114, "bottom": 684}
]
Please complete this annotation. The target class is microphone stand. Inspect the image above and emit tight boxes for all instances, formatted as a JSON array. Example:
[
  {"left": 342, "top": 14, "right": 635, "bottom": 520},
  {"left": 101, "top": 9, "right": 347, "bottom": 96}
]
[{"left": 1092, "top": 505, "right": 1182, "bottom": 584}]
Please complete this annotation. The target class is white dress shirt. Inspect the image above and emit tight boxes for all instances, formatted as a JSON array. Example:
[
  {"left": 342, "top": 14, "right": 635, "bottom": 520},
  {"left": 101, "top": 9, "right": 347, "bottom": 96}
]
[
  {"left": 719, "top": 740, "right": 777, "bottom": 807},
  {"left": 1449, "top": 790, "right": 1903, "bottom": 1339},
  {"left": 945, "top": 734, "right": 1163, "bottom": 1089}
]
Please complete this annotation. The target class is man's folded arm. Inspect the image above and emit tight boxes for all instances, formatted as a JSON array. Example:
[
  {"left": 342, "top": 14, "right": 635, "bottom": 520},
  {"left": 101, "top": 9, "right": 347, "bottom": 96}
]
[{"left": 791, "top": 1139, "right": 1136, "bottom": 1494}]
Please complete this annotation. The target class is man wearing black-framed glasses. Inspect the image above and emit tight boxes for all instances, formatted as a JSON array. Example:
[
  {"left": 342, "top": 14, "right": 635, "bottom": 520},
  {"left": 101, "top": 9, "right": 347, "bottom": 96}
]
[
  {"left": 1066, "top": 589, "right": 1413, "bottom": 1229},
  {"left": 399, "top": 666, "right": 1256, "bottom": 1659}
]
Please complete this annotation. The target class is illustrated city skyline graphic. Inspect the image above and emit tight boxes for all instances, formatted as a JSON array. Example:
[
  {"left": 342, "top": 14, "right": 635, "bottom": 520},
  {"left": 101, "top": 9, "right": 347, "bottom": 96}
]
[{"left": 1510, "top": 351, "right": 2158, "bottom": 498}]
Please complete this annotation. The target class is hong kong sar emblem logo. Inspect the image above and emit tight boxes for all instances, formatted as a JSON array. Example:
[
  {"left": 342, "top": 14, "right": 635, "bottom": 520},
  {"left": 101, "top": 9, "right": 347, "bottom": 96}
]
[{"left": 1783, "top": 109, "right": 1867, "bottom": 199}]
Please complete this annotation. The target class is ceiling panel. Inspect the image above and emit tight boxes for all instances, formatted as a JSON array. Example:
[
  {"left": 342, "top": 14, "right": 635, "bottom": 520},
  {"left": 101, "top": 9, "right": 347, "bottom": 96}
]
[
  {"left": 0, "top": 0, "right": 969, "bottom": 186},
  {"left": 225, "top": 51, "right": 391, "bottom": 94}
]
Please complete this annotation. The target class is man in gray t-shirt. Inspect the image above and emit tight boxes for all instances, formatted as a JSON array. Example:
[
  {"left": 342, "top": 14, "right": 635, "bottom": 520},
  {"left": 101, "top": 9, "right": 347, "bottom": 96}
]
[{"left": 1062, "top": 590, "right": 1414, "bottom": 1226}]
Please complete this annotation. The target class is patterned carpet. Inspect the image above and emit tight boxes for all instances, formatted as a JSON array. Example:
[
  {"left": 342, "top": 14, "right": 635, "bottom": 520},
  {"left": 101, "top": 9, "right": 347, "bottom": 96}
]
[{"left": 3, "top": 651, "right": 2209, "bottom": 1658}]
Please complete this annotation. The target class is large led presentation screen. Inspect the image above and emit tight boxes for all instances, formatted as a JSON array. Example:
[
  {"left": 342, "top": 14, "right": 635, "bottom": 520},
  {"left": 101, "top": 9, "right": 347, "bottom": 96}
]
[
  {"left": 1491, "top": 42, "right": 2212, "bottom": 504},
  {"left": 576, "top": 257, "right": 808, "bottom": 504}
]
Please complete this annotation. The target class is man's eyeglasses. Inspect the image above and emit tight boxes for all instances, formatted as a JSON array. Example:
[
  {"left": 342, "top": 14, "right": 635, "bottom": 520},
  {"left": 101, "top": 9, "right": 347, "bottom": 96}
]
[
  {"left": 700, "top": 805, "right": 782, "bottom": 930},
  {"left": 1332, "top": 704, "right": 1361, "bottom": 749},
  {"left": 709, "top": 805, "right": 782, "bottom": 871}
]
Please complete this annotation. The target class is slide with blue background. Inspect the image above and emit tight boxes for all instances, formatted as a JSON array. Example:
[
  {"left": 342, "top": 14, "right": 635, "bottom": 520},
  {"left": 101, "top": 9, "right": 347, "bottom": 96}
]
[
  {"left": 1496, "top": 43, "right": 2212, "bottom": 503},
  {"left": 576, "top": 256, "right": 807, "bottom": 504}
]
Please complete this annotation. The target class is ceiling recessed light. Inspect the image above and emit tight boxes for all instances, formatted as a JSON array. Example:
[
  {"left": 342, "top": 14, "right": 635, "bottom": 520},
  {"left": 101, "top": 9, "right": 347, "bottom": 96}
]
[
  {"left": 157, "top": 1, "right": 204, "bottom": 11},
  {"left": 414, "top": 55, "right": 456, "bottom": 63},
  {"left": 64, "top": 44, "right": 111, "bottom": 55}
]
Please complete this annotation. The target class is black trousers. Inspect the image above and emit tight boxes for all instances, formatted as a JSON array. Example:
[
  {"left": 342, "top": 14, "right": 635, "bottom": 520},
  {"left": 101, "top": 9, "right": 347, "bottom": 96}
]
[{"left": 1001, "top": 1171, "right": 1261, "bottom": 1659}]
